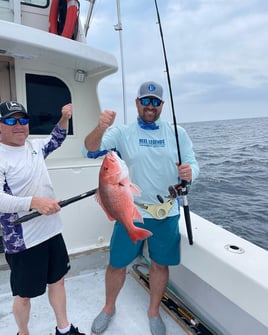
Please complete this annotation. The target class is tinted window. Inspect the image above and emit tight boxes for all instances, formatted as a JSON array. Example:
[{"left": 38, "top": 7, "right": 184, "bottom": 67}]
[{"left": 25, "top": 74, "right": 73, "bottom": 135}]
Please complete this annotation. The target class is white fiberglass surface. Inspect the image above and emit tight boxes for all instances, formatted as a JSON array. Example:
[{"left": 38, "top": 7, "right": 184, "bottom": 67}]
[{"left": 0, "top": 266, "right": 186, "bottom": 335}]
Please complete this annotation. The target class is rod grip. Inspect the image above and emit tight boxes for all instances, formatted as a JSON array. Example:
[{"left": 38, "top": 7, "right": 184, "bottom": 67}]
[
  {"left": 183, "top": 205, "right": 193, "bottom": 245},
  {"left": 12, "top": 188, "right": 97, "bottom": 225}
]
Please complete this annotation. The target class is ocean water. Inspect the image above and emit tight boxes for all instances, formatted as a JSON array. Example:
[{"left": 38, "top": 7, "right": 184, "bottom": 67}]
[{"left": 182, "top": 117, "right": 268, "bottom": 251}]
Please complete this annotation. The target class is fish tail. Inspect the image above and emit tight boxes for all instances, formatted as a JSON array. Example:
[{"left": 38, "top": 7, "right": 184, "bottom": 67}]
[{"left": 128, "top": 227, "right": 153, "bottom": 244}]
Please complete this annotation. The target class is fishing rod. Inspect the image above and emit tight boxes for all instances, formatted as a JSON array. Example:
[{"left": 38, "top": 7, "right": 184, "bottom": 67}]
[
  {"left": 153, "top": 0, "right": 193, "bottom": 245},
  {"left": 12, "top": 188, "right": 97, "bottom": 225}
]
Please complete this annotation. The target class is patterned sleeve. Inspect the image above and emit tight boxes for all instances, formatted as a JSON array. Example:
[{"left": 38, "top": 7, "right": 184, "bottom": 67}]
[{"left": 42, "top": 124, "right": 67, "bottom": 159}]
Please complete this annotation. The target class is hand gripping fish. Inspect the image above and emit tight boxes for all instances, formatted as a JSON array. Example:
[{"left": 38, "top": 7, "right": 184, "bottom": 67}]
[{"left": 96, "top": 151, "right": 152, "bottom": 243}]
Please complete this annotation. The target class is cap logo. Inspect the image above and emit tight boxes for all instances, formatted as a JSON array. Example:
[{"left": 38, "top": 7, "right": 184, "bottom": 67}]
[
  {"left": 148, "top": 84, "right": 156, "bottom": 92},
  {"left": 6, "top": 101, "right": 23, "bottom": 111}
]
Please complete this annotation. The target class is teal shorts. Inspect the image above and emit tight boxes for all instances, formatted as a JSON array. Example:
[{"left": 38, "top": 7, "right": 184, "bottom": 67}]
[{"left": 109, "top": 215, "right": 181, "bottom": 268}]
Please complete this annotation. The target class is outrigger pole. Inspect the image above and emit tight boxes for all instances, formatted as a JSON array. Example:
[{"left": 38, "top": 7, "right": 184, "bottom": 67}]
[{"left": 153, "top": 0, "right": 193, "bottom": 245}]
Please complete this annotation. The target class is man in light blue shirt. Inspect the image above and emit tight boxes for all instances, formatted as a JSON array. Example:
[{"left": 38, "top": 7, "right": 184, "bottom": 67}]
[{"left": 83, "top": 81, "right": 199, "bottom": 335}]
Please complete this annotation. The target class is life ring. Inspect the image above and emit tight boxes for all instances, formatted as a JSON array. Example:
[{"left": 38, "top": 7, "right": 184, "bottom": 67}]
[{"left": 49, "top": 0, "right": 79, "bottom": 39}]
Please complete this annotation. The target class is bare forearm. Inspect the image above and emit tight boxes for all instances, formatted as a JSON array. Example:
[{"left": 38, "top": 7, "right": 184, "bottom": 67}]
[
  {"left": 58, "top": 116, "right": 69, "bottom": 130},
  {"left": 84, "top": 125, "right": 106, "bottom": 151}
]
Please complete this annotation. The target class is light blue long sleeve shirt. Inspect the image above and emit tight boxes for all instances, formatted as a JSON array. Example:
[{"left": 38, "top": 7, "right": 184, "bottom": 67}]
[{"left": 83, "top": 119, "right": 199, "bottom": 218}]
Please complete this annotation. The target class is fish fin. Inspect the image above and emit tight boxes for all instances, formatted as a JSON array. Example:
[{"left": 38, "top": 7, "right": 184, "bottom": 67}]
[
  {"left": 117, "top": 174, "right": 140, "bottom": 196},
  {"left": 95, "top": 191, "right": 115, "bottom": 221},
  {"left": 119, "top": 176, "right": 129, "bottom": 186},
  {"left": 130, "top": 183, "right": 141, "bottom": 196},
  {"left": 132, "top": 206, "right": 143, "bottom": 223},
  {"left": 128, "top": 227, "right": 153, "bottom": 244}
]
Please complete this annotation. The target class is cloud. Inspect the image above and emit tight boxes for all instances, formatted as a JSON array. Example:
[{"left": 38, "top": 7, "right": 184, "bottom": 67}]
[{"left": 81, "top": 0, "right": 268, "bottom": 122}]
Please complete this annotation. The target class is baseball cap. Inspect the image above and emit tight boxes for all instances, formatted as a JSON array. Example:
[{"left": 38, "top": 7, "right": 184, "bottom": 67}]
[
  {"left": 137, "top": 81, "right": 163, "bottom": 100},
  {"left": 0, "top": 101, "right": 28, "bottom": 120}
]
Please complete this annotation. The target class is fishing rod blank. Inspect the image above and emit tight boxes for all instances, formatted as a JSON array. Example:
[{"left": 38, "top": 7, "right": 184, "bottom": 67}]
[
  {"left": 12, "top": 188, "right": 97, "bottom": 225},
  {"left": 153, "top": 0, "right": 193, "bottom": 245}
]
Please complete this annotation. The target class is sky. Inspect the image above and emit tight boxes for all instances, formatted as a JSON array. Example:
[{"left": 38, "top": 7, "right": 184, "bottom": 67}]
[{"left": 80, "top": 0, "right": 268, "bottom": 124}]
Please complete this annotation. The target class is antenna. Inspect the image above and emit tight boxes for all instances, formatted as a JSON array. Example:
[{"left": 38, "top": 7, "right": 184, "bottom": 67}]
[
  {"left": 114, "top": 0, "right": 127, "bottom": 124},
  {"left": 84, "top": 0, "right": 96, "bottom": 37}
]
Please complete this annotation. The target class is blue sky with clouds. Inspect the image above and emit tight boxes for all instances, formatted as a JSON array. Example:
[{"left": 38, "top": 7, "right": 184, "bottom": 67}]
[{"left": 81, "top": 0, "right": 268, "bottom": 123}]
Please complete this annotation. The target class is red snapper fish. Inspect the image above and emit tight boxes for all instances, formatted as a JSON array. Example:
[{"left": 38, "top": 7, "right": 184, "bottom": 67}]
[{"left": 96, "top": 151, "right": 152, "bottom": 243}]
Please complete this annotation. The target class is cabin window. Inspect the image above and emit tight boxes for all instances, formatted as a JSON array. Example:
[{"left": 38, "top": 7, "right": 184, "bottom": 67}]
[
  {"left": 21, "top": 0, "right": 48, "bottom": 8},
  {"left": 25, "top": 73, "right": 73, "bottom": 135}
]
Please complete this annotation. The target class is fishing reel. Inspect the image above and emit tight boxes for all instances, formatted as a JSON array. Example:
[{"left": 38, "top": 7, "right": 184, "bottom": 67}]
[
  {"left": 156, "top": 180, "right": 193, "bottom": 245},
  {"left": 168, "top": 180, "right": 191, "bottom": 198},
  {"left": 156, "top": 180, "right": 191, "bottom": 204}
]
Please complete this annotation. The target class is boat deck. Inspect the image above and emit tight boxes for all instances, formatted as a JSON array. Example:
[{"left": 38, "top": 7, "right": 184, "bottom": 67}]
[{"left": 0, "top": 249, "right": 186, "bottom": 335}]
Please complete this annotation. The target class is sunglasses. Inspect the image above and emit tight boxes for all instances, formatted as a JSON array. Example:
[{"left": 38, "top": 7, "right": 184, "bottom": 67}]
[
  {"left": 2, "top": 117, "right": 29, "bottom": 126},
  {"left": 139, "top": 97, "right": 162, "bottom": 107}
]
